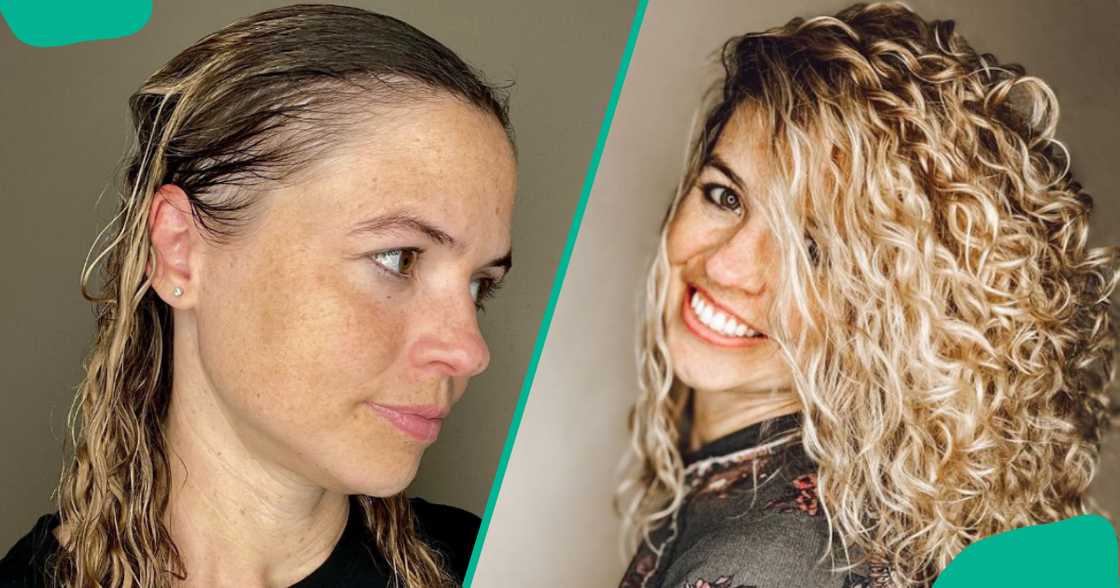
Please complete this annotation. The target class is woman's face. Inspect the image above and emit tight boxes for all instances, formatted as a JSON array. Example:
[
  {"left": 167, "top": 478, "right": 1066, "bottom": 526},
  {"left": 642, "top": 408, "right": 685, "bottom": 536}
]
[
  {"left": 187, "top": 96, "right": 516, "bottom": 497},
  {"left": 664, "top": 109, "right": 795, "bottom": 394}
]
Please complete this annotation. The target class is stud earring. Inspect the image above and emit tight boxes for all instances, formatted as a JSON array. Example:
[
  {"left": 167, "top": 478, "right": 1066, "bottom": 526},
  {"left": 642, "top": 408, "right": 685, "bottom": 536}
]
[{"left": 172, "top": 287, "right": 183, "bottom": 297}]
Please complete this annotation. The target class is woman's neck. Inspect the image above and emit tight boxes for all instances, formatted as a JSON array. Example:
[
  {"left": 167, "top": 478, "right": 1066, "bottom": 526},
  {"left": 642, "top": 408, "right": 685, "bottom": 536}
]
[
  {"left": 688, "top": 386, "right": 801, "bottom": 451},
  {"left": 161, "top": 346, "right": 350, "bottom": 588}
]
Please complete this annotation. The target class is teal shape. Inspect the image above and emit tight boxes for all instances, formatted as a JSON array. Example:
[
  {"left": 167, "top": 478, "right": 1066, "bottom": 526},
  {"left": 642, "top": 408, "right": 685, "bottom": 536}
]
[
  {"left": 935, "top": 514, "right": 1119, "bottom": 587},
  {"left": 0, "top": 0, "right": 150, "bottom": 48}
]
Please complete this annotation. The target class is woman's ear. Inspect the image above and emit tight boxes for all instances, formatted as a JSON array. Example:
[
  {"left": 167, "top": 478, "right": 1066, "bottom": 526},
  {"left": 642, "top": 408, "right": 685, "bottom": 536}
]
[{"left": 147, "top": 184, "right": 198, "bottom": 307}]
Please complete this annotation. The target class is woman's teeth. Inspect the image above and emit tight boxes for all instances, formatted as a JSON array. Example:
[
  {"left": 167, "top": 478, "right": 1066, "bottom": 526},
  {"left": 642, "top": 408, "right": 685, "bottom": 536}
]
[{"left": 690, "top": 290, "right": 760, "bottom": 338}]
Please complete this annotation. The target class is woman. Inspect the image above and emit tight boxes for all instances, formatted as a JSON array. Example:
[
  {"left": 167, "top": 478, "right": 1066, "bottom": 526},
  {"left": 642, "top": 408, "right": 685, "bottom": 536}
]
[
  {"left": 617, "top": 3, "right": 1118, "bottom": 587},
  {"left": 0, "top": 4, "right": 515, "bottom": 587}
]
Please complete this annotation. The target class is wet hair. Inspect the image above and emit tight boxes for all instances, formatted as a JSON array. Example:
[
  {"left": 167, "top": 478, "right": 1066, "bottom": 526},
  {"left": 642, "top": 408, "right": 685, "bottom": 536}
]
[
  {"left": 59, "top": 5, "right": 510, "bottom": 587},
  {"left": 619, "top": 2, "right": 1118, "bottom": 584}
]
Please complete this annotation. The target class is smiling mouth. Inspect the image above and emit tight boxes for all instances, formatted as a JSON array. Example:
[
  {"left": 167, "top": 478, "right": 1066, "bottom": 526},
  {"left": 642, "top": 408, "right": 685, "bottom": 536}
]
[{"left": 682, "top": 286, "right": 769, "bottom": 347}]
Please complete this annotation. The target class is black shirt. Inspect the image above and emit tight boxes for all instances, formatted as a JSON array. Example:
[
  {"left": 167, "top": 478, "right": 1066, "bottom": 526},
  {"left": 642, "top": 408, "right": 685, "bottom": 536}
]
[{"left": 0, "top": 496, "right": 479, "bottom": 587}]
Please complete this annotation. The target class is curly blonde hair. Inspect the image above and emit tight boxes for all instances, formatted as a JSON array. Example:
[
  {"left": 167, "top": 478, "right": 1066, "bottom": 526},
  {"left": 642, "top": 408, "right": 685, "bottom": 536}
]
[
  {"left": 618, "top": 2, "right": 1119, "bottom": 584},
  {"left": 52, "top": 5, "right": 508, "bottom": 587}
]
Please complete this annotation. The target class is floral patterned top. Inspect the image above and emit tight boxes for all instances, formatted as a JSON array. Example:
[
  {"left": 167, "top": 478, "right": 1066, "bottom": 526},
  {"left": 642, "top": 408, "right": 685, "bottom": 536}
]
[{"left": 619, "top": 415, "right": 892, "bottom": 588}]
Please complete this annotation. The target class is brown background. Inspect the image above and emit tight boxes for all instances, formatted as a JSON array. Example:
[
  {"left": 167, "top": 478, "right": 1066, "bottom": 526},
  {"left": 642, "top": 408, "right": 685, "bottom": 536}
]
[
  {"left": 472, "top": 0, "right": 1120, "bottom": 585},
  {"left": 0, "top": 1, "right": 637, "bottom": 551}
]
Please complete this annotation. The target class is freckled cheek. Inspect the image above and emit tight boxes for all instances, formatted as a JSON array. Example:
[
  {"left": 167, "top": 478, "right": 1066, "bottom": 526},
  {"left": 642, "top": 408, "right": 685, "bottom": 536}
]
[
  {"left": 247, "top": 275, "right": 410, "bottom": 414},
  {"left": 756, "top": 231, "right": 781, "bottom": 269},
  {"left": 334, "top": 296, "right": 410, "bottom": 386},
  {"left": 665, "top": 217, "right": 690, "bottom": 268},
  {"left": 666, "top": 205, "right": 714, "bottom": 271},
  {"left": 664, "top": 218, "right": 697, "bottom": 331}
]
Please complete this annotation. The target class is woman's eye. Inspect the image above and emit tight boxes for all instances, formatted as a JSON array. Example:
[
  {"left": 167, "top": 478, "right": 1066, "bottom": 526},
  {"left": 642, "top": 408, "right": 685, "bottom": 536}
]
[
  {"left": 700, "top": 183, "right": 742, "bottom": 214},
  {"left": 372, "top": 249, "right": 420, "bottom": 276},
  {"left": 470, "top": 277, "right": 502, "bottom": 311}
]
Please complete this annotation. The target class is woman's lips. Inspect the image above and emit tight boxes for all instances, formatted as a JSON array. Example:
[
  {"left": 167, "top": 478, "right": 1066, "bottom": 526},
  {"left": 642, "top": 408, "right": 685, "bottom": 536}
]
[
  {"left": 365, "top": 403, "right": 447, "bottom": 443},
  {"left": 681, "top": 286, "right": 769, "bottom": 348}
]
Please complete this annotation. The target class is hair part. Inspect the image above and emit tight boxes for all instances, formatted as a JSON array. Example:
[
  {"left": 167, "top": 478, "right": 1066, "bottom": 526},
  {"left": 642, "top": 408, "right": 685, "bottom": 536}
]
[
  {"left": 59, "top": 5, "right": 511, "bottom": 587},
  {"left": 619, "top": 2, "right": 1118, "bottom": 584}
]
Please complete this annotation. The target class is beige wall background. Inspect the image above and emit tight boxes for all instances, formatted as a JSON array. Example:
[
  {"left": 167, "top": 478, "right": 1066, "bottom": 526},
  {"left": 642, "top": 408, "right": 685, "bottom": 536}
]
[
  {"left": 0, "top": 1, "right": 636, "bottom": 550},
  {"left": 472, "top": 0, "right": 1120, "bottom": 585}
]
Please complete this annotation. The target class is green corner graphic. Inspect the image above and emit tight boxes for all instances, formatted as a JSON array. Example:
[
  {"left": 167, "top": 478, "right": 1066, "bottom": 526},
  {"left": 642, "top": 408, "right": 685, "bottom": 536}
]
[
  {"left": 0, "top": 0, "right": 150, "bottom": 48},
  {"left": 935, "top": 514, "right": 1119, "bottom": 587}
]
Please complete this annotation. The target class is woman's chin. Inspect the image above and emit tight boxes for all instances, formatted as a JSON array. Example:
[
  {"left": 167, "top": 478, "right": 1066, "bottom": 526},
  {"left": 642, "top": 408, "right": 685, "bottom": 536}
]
[
  {"left": 668, "top": 328, "right": 746, "bottom": 390},
  {"left": 321, "top": 455, "right": 423, "bottom": 498},
  {"left": 672, "top": 364, "right": 744, "bottom": 394},
  {"left": 667, "top": 319, "right": 792, "bottom": 394}
]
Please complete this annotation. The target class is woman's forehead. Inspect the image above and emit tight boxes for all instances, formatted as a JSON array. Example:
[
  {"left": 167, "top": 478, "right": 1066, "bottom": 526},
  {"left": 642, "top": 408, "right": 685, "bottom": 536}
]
[{"left": 706, "top": 110, "right": 772, "bottom": 188}]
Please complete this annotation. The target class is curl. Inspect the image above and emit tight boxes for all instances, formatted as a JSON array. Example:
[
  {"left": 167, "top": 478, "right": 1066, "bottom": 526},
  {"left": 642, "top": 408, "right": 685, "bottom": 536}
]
[{"left": 619, "top": 3, "right": 1118, "bottom": 584}]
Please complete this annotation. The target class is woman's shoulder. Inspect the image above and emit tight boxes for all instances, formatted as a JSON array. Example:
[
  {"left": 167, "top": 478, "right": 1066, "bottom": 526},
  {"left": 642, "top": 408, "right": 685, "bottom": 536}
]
[
  {"left": 0, "top": 513, "right": 61, "bottom": 587},
  {"left": 408, "top": 498, "right": 481, "bottom": 581}
]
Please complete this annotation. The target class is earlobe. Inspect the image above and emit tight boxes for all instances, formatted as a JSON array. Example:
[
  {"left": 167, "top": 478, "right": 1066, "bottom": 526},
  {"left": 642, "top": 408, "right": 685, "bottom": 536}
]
[{"left": 148, "top": 184, "right": 196, "bottom": 306}]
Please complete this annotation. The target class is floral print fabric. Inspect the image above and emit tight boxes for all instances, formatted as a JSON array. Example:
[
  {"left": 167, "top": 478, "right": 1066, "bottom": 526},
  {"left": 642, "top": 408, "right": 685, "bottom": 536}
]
[{"left": 619, "top": 415, "right": 891, "bottom": 588}]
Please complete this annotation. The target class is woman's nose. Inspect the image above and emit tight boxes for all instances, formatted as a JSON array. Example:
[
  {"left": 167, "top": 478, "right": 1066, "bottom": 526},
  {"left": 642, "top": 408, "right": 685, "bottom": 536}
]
[
  {"left": 408, "top": 303, "right": 491, "bottom": 379},
  {"left": 704, "top": 222, "right": 772, "bottom": 294}
]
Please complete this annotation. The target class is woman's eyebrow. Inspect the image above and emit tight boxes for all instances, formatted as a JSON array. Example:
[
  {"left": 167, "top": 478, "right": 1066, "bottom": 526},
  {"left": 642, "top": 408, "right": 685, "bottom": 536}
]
[
  {"left": 484, "top": 251, "right": 513, "bottom": 274},
  {"left": 704, "top": 154, "right": 748, "bottom": 193},
  {"left": 349, "top": 212, "right": 460, "bottom": 249}
]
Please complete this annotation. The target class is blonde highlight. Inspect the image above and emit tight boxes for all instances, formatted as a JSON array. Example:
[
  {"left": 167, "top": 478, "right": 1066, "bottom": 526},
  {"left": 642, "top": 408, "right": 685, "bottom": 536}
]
[{"left": 619, "top": 3, "right": 1118, "bottom": 584}]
